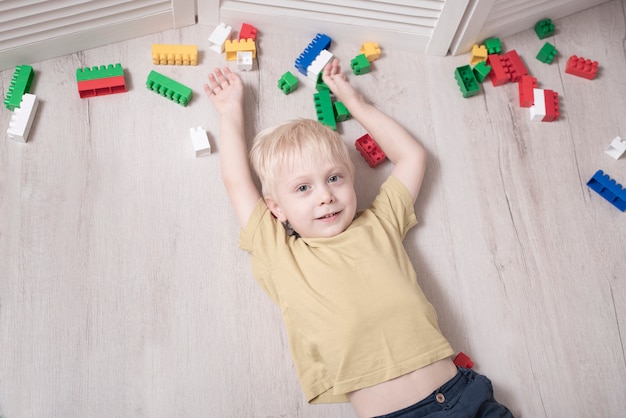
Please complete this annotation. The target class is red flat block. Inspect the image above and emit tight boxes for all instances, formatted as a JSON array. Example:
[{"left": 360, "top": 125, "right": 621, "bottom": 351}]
[
  {"left": 355, "top": 133, "right": 386, "bottom": 168},
  {"left": 543, "top": 90, "right": 560, "bottom": 122},
  {"left": 518, "top": 75, "right": 537, "bottom": 107},
  {"left": 487, "top": 54, "right": 511, "bottom": 86},
  {"left": 565, "top": 55, "right": 598, "bottom": 80},
  {"left": 239, "top": 23, "right": 258, "bottom": 41},
  {"left": 504, "top": 50, "right": 528, "bottom": 82},
  {"left": 77, "top": 76, "right": 127, "bottom": 98}
]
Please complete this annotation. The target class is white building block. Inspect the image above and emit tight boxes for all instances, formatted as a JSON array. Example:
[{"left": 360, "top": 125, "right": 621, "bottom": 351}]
[
  {"left": 237, "top": 51, "right": 253, "bottom": 71},
  {"left": 190, "top": 126, "right": 211, "bottom": 157},
  {"left": 529, "top": 88, "right": 546, "bottom": 122},
  {"left": 7, "top": 93, "right": 38, "bottom": 143},
  {"left": 208, "top": 23, "right": 232, "bottom": 53},
  {"left": 605, "top": 136, "right": 626, "bottom": 160},
  {"left": 306, "top": 49, "right": 334, "bottom": 82}
]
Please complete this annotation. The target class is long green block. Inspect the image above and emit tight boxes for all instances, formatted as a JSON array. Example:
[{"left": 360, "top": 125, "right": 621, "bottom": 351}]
[
  {"left": 4, "top": 65, "right": 34, "bottom": 110},
  {"left": 146, "top": 70, "right": 192, "bottom": 106},
  {"left": 314, "top": 89, "right": 336, "bottom": 130},
  {"left": 76, "top": 63, "right": 124, "bottom": 82}
]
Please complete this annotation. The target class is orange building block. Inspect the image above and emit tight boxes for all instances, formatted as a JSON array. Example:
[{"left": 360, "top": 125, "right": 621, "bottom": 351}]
[{"left": 152, "top": 44, "right": 198, "bottom": 65}]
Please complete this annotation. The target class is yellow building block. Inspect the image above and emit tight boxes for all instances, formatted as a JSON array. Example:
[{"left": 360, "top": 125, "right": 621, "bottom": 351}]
[
  {"left": 470, "top": 44, "right": 488, "bottom": 65},
  {"left": 224, "top": 39, "right": 256, "bottom": 61},
  {"left": 152, "top": 44, "right": 198, "bottom": 65},
  {"left": 360, "top": 42, "right": 381, "bottom": 61}
]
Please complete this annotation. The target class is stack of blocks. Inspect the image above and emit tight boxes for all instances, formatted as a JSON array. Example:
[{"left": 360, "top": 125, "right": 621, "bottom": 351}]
[
  {"left": 76, "top": 63, "right": 127, "bottom": 98},
  {"left": 5, "top": 65, "right": 39, "bottom": 143},
  {"left": 207, "top": 22, "right": 258, "bottom": 71}
]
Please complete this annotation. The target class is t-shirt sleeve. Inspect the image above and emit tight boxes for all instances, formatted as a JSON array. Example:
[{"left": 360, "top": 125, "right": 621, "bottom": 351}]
[{"left": 369, "top": 176, "right": 418, "bottom": 238}]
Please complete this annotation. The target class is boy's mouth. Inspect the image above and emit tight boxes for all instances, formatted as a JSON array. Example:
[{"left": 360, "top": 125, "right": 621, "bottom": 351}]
[{"left": 317, "top": 211, "right": 340, "bottom": 220}]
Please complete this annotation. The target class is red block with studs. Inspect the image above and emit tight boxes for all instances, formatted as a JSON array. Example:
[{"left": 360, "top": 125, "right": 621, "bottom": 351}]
[
  {"left": 543, "top": 89, "right": 560, "bottom": 122},
  {"left": 486, "top": 54, "right": 511, "bottom": 86},
  {"left": 453, "top": 352, "right": 474, "bottom": 369},
  {"left": 355, "top": 133, "right": 386, "bottom": 168},
  {"left": 519, "top": 75, "right": 538, "bottom": 107},
  {"left": 504, "top": 50, "right": 528, "bottom": 82},
  {"left": 565, "top": 55, "right": 598, "bottom": 80}
]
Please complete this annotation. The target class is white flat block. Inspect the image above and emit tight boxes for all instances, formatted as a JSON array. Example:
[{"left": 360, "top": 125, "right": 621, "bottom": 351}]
[
  {"left": 237, "top": 51, "right": 253, "bottom": 71},
  {"left": 306, "top": 49, "right": 334, "bottom": 82},
  {"left": 190, "top": 126, "right": 211, "bottom": 157},
  {"left": 7, "top": 93, "right": 39, "bottom": 143},
  {"left": 605, "top": 136, "right": 626, "bottom": 160},
  {"left": 529, "top": 88, "right": 546, "bottom": 122},
  {"left": 208, "top": 23, "right": 232, "bottom": 53}
]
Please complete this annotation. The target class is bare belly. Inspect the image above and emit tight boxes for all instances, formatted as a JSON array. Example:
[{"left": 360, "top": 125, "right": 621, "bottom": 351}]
[{"left": 347, "top": 357, "right": 458, "bottom": 418}]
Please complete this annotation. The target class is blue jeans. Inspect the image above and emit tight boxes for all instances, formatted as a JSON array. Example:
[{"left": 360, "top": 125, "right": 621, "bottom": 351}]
[{"left": 375, "top": 368, "right": 514, "bottom": 417}]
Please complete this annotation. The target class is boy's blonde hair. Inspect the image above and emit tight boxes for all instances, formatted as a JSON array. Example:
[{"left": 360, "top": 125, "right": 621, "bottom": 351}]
[{"left": 250, "top": 119, "right": 355, "bottom": 197}]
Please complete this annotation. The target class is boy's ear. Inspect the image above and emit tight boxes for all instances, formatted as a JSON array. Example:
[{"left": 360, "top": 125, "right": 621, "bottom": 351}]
[{"left": 264, "top": 196, "right": 287, "bottom": 222}]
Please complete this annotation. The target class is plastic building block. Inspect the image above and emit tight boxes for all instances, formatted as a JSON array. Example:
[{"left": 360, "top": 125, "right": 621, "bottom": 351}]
[
  {"left": 535, "top": 18, "right": 555, "bottom": 39},
  {"left": 278, "top": 71, "right": 299, "bottom": 94},
  {"left": 307, "top": 49, "right": 333, "bottom": 81},
  {"left": 529, "top": 88, "right": 546, "bottom": 121},
  {"left": 518, "top": 75, "right": 538, "bottom": 107},
  {"left": 543, "top": 90, "right": 559, "bottom": 122},
  {"left": 453, "top": 352, "right": 474, "bottom": 369},
  {"left": 239, "top": 23, "right": 258, "bottom": 41},
  {"left": 351, "top": 54, "right": 371, "bottom": 75},
  {"left": 77, "top": 76, "right": 127, "bottom": 98},
  {"left": 536, "top": 42, "right": 557, "bottom": 64},
  {"left": 7, "top": 93, "right": 38, "bottom": 143},
  {"left": 486, "top": 54, "right": 511, "bottom": 86},
  {"left": 237, "top": 51, "right": 254, "bottom": 71},
  {"left": 470, "top": 44, "right": 488, "bottom": 65},
  {"left": 190, "top": 126, "right": 211, "bottom": 157},
  {"left": 484, "top": 38, "right": 502, "bottom": 54},
  {"left": 313, "top": 89, "right": 336, "bottom": 130},
  {"left": 586, "top": 170, "right": 626, "bottom": 211},
  {"left": 334, "top": 101, "right": 350, "bottom": 122},
  {"left": 315, "top": 72, "right": 329, "bottom": 92},
  {"left": 152, "top": 44, "right": 198, "bottom": 65},
  {"left": 295, "top": 33, "right": 332, "bottom": 76},
  {"left": 146, "top": 70, "right": 192, "bottom": 106},
  {"left": 454, "top": 65, "right": 480, "bottom": 98},
  {"left": 76, "top": 63, "right": 124, "bottom": 82},
  {"left": 360, "top": 42, "right": 381, "bottom": 61},
  {"left": 565, "top": 55, "right": 599, "bottom": 80},
  {"left": 355, "top": 133, "right": 386, "bottom": 168},
  {"left": 504, "top": 50, "right": 528, "bottom": 82},
  {"left": 224, "top": 39, "right": 256, "bottom": 61},
  {"left": 472, "top": 61, "right": 491, "bottom": 83},
  {"left": 4, "top": 65, "right": 34, "bottom": 110},
  {"left": 606, "top": 137, "right": 626, "bottom": 160},
  {"left": 208, "top": 23, "right": 232, "bottom": 53}
]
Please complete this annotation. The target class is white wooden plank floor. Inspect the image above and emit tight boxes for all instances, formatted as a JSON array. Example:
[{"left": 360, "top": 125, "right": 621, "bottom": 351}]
[{"left": 2, "top": 2, "right": 626, "bottom": 417}]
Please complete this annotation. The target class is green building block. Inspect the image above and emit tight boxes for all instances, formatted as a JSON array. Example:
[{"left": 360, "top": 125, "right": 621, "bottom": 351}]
[
  {"left": 454, "top": 65, "right": 480, "bottom": 98},
  {"left": 535, "top": 18, "right": 555, "bottom": 40},
  {"left": 313, "top": 89, "right": 336, "bottom": 130},
  {"left": 278, "top": 71, "right": 298, "bottom": 94},
  {"left": 315, "top": 72, "right": 329, "bottom": 92},
  {"left": 76, "top": 63, "right": 124, "bottom": 82},
  {"left": 350, "top": 53, "right": 371, "bottom": 75},
  {"left": 146, "top": 70, "right": 192, "bottom": 106},
  {"left": 536, "top": 42, "right": 557, "bottom": 64},
  {"left": 334, "top": 101, "right": 350, "bottom": 122},
  {"left": 484, "top": 38, "right": 502, "bottom": 54},
  {"left": 4, "top": 65, "right": 34, "bottom": 111},
  {"left": 472, "top": 61, "right": 491, "bottom": 83}
]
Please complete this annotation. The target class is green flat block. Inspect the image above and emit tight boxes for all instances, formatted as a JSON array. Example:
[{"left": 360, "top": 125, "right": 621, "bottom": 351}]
[
  {"left": 314, "top": 89, "right": 336, "bottom": 130},
  {"left": 4, "top": 65, "right": 34, "bottom": 111},
  {"left": 76, "top": 63, "right": 124, "bottom": 81},
  {"left": 146, "top": 70, "right": 193, "bottom": 106}
]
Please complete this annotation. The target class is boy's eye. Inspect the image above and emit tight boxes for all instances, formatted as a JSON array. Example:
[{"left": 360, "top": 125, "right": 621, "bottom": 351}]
[
  {"left": 297, "top": 185, "right": 310, "bottom": 192},
  {"left": 328, "top": 175, "right": 339, "bottom": 183}
]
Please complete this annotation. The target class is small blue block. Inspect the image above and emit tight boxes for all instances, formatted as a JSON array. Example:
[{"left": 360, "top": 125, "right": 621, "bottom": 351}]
[{"left": 586, "top": 170, "right": 626, "bottom": 211}]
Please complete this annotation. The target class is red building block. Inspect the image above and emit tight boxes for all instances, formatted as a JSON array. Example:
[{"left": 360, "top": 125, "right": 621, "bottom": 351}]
[
  {"left": 239, "top": 23, "right": 258, "bottom": 41},
  {"left": 543, "top": 89, "right": 560, "bottom": 122},
  {"left": 504, "top": 50, "right": 528, "bottom": 82},
  {"left": 486, "top": 54, "right": 511, "bottom": 86},
  {"left": 355, "top": 133, "right": 386, "bottom": 168},
  {"left": 518, "top": 75, "right": 538, "bottom": 107},
  {"left": 453, "top": 352, "right": 474, "bottom": 369},
  {"left": 565, "top": 55, "right": 598, "bottom": 80},
  {"left": 77, "top": 76, "right": 127, "bottom": 98}
]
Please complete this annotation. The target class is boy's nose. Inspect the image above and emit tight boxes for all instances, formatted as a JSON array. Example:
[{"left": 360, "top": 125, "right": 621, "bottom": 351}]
[{"left": 318, "top": 186, "right": 335, "bottom": 204}]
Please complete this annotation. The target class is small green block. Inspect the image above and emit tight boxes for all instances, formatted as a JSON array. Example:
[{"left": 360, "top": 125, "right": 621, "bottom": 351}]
[
  {"left": 278, "top": 71, "right": 299, "bottom": 94},
  {"left": 535, "top": 18, "right": 555, "bottom": 40},
  {"left": 4, "top": 65, "right": 34, "bottom": 111},
  {"left": 76, "top": 63, "right": 124, "bottom": 82},
  {"left": 313, "top": 89, "right": 336, "bottom": 130},
  {"left": 536, "top": 42, "right": 557, "bottom": 64},
  {"left": 334, "top": 101, "right": 350, "bottom": 122},
  {"left": 146, "top": 70, "right": 192, "bottom": 106},
  {"left": 484, "top": 38, "right": 502, "bottom": 55},
  {"left": 454, "top": 65, "right": 480, "bottom": 98},
  {"left": 350, "top": 53, "right": 371, "bottom": 75},
  {"left": 472, "top": 61, "right": 491, "bottom": 83},
  {"left": 315, "top": 72, "right": 329, "bottom": 92}
]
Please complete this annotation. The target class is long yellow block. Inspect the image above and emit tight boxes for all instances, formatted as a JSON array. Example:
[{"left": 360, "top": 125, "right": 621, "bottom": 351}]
[
  {"left": 152, "top": 44, "right": 198, "bottom": 65},
  {"left": 224, "top": 39, "right": 256, "bottom": 61}
]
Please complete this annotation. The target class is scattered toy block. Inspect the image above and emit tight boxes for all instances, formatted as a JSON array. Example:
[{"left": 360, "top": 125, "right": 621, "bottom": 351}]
[
  {"left": 530, "top": 88, "right": 547, "bottom": 121},
  {"left": 486, "top": 54, "right": 511, "bottom": 86},
  {"left": 586, "top": 170, "right": 626, "bottom": 211},
  {"left": 484, "top": 38, "right": 502, "bottom": 54},
  {"left": 77, "top": 76, "right": 127, "bottom": 98},
  {"left": 536, "top": 42, "right": 557, "bottom": 64},
  {"left": 307, "top": 49, "right": 333, "bottom": 81},
  {"left": 313, "top": 89, "right": 336, "bottom": 130},
  {"left": 453, "top": 352, "right": 474, "bottom": 369},
  {"left": 315, "top": 72, "right": 329, "bottom": 92},
  {"left": 76, "top": 63, "right": 124, "bottom": 82},
  {"left": 535, "top": 18, "right": 555, "bottom": 39},
  {"left": 334, "top": 101, "right": 350, "bottom": 122},
  {"left": 295, "top": 33, "right": 332, "bottom": 76},
  {"left": 152, "top": 44, "right": 198, "bottom": 65},
  {"left": 208, "top": 23, "right": 232, "bottom": 53},
  {"left": 470, "top": 44, "right": 488, "bottom": 65},
  {"left": 239, "top": 23, "right": 258, "bottom": 41},
  {"left": 7, "top": 93, "right": 38, "bottom": 143},
  {"left": 543, "top": 90, "right": 559, "bottom": 122},
  {"left": 355, "top": 133, "right": 386, "bottom": 168},
  {"left": 472, "top": 61, "right": 491, "bottom": 83},
  {"left": 504, "top": 50, "right": 528, "bottom": 82},
  {"left": 360, "top": 42, "right": 381, "bottom": 61},
  {"left": 565, "top": 55, "right": 598, "bottom": 80},
  {"left": 606, "top": 137, "right": 626, "bottom": 160},
  {"left": 224, "top": 39, "right": 256, "bottom": 61},
  {"left": 146, "top": 70, "right": 192, "bottom": 106},
  {"left": 4, "top": 65, "right": 34, "bottom": 111},
  {"left": 518, "top": 75, "right": 538, "bottom": 107},
  {"left": 278, "top": 71, "right": 299, "bottom": 94},
  {"left": 190, "top": 126, "right": 211, "bottom": 157},
  {"left": 454, "top": 65, "right": 480, "bottom": 98},
  {"left": 237, "top": 51, "right": 254, "bottom": 71},
  {"left": 350, "top": 53, "right": 371, "bottom": 75}
]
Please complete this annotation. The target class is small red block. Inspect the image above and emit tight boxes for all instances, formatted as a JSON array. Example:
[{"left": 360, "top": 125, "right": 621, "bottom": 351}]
[
  {"left": 565, "top": 55, "right": 598, "bottom": 80},
  {"left": 355, "top": 133, "right": 386, "bottom": 168},
  {"left": 239, "top": 23, "right": 258, "bottom": 41},
  {"left": 453, "top": 352, "right": 474, "bottom": 369},
  {"left": 518, "top": 75, "right": 538, "bottom": 107},
  {"left": 543, "top": 90, "right": 560, "bottom": 122}
]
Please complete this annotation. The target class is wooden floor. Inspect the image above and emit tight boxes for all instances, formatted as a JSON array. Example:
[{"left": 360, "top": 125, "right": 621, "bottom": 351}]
[{"left": 2, "top": 2, "right": 626, "bottom": 417}]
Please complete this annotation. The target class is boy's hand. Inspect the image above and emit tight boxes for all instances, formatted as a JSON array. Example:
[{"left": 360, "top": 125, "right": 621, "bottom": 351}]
[
  {"left": 322, "top": 58, "right": 363, "bottom": 106},
  {"left": 204, "top": 67, "right": 244, "bottom": 115}
]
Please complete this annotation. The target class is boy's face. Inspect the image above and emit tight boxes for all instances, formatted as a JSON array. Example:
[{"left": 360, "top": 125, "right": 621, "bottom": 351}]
[{"left": 265, "top": 159, "right": 357, "bottom": 239}]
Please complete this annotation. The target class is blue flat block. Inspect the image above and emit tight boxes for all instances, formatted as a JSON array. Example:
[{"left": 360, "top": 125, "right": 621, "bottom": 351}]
[
  {"left": 295, "top": 33, "right": 332, "bottom": 75},
  {"left": 586, "top": 170, "right": 626, "bottom": 211}
]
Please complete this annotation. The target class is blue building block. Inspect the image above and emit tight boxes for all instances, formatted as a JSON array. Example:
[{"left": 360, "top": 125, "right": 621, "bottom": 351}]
[
  {"left": 295, "top": 34, "right": 331, "bottom": 76},
  {"left": 586, "top": 170, "right": 626, "bottom": 211}
]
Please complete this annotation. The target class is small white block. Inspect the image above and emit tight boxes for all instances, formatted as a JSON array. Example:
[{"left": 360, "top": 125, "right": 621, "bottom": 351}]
[
  {"left": 208, "top": 23, "right": 232, "bottom": 53},
  {"left": 190, "top": 126, "right": 211, "bottom": 157},
  {"left": 605, "top": 136, "right": 626, "bottom": 160},
  {"left": 306, "top": 49, "right": 334, "bottom": 82},
  {"left": 529, "top": 88, "right": 546, "bottom": 122},
  {"left": 7, "top": 93, "right": 39, "bottom": 143},
  {"left": 237, "top": 51, "right": 253, "bottom": 71}
]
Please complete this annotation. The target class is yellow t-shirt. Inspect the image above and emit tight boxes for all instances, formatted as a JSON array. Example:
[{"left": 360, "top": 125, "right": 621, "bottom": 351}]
[{"left": 239, "top": 176, "right": 454, "bottom": 403}]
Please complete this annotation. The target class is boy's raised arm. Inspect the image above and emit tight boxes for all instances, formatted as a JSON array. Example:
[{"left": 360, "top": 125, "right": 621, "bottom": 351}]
[
  {"left": 322, "top": 59, "right": 427, "bottom": 203},
  {"left": 204, "top": 67, "right": 261, "bottom": 229}
]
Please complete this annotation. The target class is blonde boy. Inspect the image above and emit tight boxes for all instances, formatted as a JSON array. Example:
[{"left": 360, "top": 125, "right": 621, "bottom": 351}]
[{"left": 204, "top": 59, "right": 513, "bottom": 417}]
